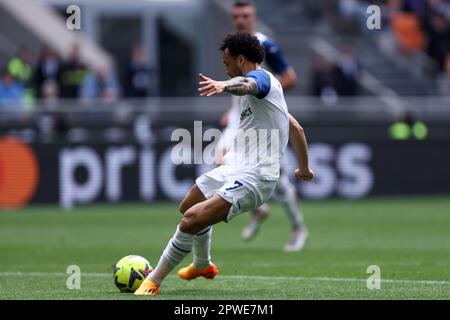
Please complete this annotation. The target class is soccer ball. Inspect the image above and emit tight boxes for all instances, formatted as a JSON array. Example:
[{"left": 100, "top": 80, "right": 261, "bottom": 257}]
[{"left": 113, "top": 255, "right": 152, "bottom": 292}]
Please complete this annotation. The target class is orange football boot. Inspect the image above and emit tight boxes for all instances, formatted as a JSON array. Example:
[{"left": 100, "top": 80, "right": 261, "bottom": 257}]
[
  {"left": 134, "top": 278, "right": 160, "bottom": 296},
  {"left": 177, "top": 262, "right": 218, "bottom": 281}
]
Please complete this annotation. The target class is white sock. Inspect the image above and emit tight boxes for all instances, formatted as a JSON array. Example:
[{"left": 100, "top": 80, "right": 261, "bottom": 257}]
[
  {"left": 277, "top": 174, "right": 304, "bottom": 230},
  {"left": 193, "top": 226, "right": 212, "bottom": 269},
  {"left": 148, "top": 225, "right": 194, "bottom": 285},
  {"left": 282, "top": 191, "right": 303, "bottom": 230}
]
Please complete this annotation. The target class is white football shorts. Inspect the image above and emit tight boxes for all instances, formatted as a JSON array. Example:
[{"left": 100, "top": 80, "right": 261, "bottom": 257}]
[{"left": 195, "top": 165, "right": 278, "bottom": 222}]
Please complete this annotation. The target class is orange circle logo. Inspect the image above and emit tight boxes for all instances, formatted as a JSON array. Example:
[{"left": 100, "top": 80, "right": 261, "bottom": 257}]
[{"left": 0, "top": 137, "right": 39, "bottom": 209}]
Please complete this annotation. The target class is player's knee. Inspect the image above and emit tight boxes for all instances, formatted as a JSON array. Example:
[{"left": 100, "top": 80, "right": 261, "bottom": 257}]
[
  {"left": 179, "top": 200, "right": 189, "bottom": 215},
  {"left": 179, "top": 210, "right": 200, "bottom": 234}
]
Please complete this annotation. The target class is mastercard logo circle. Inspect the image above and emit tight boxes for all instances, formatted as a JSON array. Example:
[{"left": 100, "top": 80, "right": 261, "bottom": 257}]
[{"left": 0, "top": 137, "right": 39, "bottom": 209}]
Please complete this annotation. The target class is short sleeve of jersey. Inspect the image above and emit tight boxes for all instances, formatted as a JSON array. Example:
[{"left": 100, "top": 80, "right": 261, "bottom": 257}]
[
  {"left": 262, "top": 39, "right": 289, "bottom": 75},
  {"left": 245, "top": 70, "right": 271, "bottom": 99}
]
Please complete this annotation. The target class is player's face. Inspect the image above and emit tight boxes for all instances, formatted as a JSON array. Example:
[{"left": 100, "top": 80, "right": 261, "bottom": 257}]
[
  {"left": 232, "top": 6, "right": 256, "bottom": 33},
  {"left": 223, "top": 49, "right": 242, "bottom": 78}
]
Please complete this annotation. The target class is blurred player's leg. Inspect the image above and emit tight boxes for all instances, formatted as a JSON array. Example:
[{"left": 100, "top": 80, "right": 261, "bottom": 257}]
[
  {"left": 241, "top": 203, "right": 270, "bottom": 241},
  {"left": 276, "top": 171, "right": 308, "bottom": 252}
]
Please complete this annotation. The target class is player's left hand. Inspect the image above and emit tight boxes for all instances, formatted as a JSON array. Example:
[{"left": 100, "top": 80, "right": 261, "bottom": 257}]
[
  {"left": 294, "top": 168, "right": 314, "bottom": 181},
  {"left": 198, "top": 73, "right": 225, "bottom": 97}
]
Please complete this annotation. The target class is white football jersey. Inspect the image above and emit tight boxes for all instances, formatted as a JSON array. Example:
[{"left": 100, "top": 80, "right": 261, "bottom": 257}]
[{"left": 222, "top": 68, "right": 289, "bottom": 180}]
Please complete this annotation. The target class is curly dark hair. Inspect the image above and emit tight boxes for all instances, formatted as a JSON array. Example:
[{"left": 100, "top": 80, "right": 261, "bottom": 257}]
[
  {"left": 233, "top": 0, "right": 253, "bottom": 8},
  {"left": 220, "top": 32, "right": 265, "bottom": 64}
]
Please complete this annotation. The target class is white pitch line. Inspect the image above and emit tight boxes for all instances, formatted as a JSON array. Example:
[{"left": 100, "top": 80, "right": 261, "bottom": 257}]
[
  {"left": 0, "top": 272, "right": 109, "bottom": 277},
  {"left": 221, "top": 275, "right": 450, "bottom": 286},
  {"left": 0, "top": 272, "right": 449, "bottom": 286}
]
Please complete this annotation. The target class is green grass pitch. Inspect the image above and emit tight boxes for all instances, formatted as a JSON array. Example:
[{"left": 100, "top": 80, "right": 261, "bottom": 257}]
[{"left": 1, "top": 197, "right": 450, "bottom": 300}]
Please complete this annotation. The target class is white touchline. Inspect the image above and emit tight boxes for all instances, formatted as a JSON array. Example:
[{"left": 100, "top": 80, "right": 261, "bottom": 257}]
[{"left": 0, "top": 272, "right": 449, "bottom": 286}]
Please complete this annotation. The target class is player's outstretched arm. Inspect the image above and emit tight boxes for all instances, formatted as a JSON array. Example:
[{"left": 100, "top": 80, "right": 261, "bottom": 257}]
[
  {"left": 198, "top": 73, "right": 257, "bottom": 97},
  {"left": 288, "top": 113, "right": 314, "bottom": 181}
]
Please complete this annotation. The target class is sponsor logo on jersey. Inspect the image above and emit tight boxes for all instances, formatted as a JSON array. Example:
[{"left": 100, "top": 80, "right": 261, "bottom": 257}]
[{"left": 240, "top": 107, "right": 253, "bottom": 121}]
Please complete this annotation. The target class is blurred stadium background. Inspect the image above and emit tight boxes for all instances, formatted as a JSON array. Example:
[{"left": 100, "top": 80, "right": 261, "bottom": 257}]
[{"left": 0, "top": 0, "right": 450, "bottom": 299}]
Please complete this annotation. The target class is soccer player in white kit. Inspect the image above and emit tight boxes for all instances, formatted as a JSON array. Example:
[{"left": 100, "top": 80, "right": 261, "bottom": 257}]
[
  {"left": 217, "top": 0, "right": 308, "bottom": 251},
  {"left": 135, "top": 32, "right": 313, "bottom": 296}
]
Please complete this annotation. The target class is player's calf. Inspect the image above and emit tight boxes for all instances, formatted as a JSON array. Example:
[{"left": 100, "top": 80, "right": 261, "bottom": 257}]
[{"left": 241, "top": 203, "right": 270, "bottom": 241}]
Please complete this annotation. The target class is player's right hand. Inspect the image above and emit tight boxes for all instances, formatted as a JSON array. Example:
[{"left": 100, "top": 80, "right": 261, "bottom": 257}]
[
  {"left": 294, "top": 168, "right": 314, "bottom": 181},
  {"left": 198, "top": 73, "right": 225, "bottom": 97}
]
